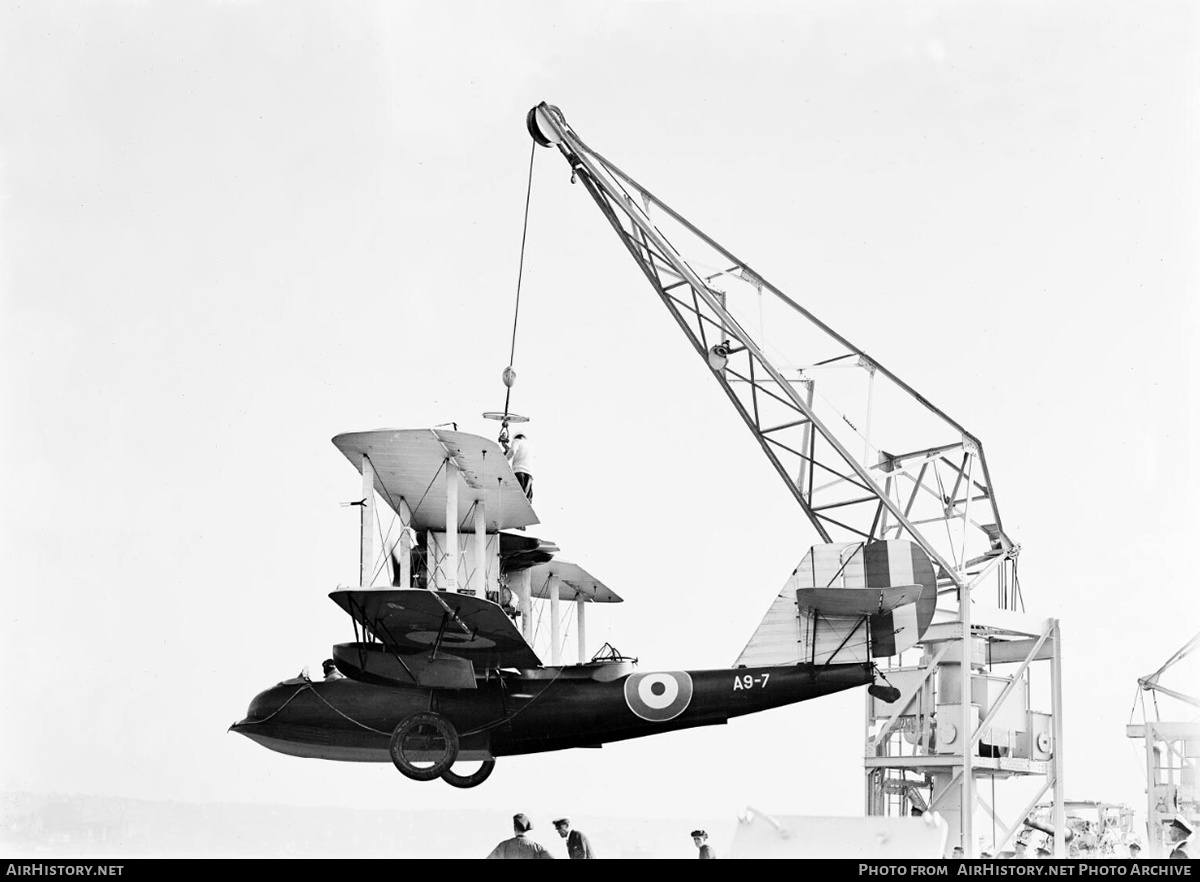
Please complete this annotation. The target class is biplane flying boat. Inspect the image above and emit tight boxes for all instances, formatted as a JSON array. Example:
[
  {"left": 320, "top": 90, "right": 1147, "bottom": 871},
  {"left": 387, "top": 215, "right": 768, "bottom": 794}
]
[{"left": 231, "top": 428, "right": 936, "bottom": 788}]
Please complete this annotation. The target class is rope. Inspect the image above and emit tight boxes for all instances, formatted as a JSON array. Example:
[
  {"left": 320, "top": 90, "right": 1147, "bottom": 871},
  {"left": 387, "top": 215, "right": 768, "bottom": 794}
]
[
  {"left": 503, "top": 140, "right": 537, "bottom": 418},
  {"left": 458, "top": 665, "right": 569, "bottom": 738},
  {"left": 232, "top": 684, "right": 309, "bottom": 726},
  {"left": 234, "top": 680, "right": 388, "bottom": 737},
  {"left": 239, "top": 668, "right": 569, "bottom": 744},
  {"left": 304, "top": 682, "right": 393, "bottom": 735}
]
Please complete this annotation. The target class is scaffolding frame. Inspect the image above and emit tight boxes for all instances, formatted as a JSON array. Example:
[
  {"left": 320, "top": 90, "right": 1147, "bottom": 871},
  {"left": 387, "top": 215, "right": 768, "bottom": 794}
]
[
  {"left": 1126, "top": 634, "right": 1200, "bottom": 857},
  {"left": 865, "top": 604, "right": 1065, "bottom": 857}
]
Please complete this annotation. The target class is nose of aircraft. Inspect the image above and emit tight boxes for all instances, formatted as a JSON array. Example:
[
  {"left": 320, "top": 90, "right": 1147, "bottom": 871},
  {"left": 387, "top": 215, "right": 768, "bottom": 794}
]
[{"left": 229, "top": 678, "right": 310, "bottom": 732}]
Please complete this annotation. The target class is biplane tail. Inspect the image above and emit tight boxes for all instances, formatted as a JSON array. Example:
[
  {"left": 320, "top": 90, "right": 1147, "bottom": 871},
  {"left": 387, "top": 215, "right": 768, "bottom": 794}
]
[{"left": 735, "top": 540, "right": 938, "bottom": 668}]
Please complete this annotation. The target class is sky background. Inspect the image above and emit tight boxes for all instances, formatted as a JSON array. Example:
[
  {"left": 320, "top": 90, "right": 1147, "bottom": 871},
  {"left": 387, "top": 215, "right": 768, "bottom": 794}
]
[{"left": 2, "top": 0, "right": 1198, "bottom": 859}]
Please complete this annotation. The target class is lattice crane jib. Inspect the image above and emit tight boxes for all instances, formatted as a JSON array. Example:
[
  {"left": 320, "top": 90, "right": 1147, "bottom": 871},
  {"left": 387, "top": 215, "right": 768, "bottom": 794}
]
[{"left": 527, "top": 103, "right": 1018, "bottom": 598}]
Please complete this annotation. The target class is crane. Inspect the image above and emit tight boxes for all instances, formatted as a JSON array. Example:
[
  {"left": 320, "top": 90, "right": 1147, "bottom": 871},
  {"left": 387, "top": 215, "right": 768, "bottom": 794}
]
[
  {"left": 527, "top": 102, "right": 1064, "bottom": 858},
  {"left": 1127, "top": 633, "right": 1200, "bottom": 857},
  {"left": 526, "top": 102, "right": 1018, "bottom": 605},
  {"left": 1137, "top": 634, "right": 1200, "bottom": 711}
]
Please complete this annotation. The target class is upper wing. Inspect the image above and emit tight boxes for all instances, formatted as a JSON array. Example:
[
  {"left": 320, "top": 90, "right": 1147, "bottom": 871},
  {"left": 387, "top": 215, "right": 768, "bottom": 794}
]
[
  {"left": 332, "top": 428, "right": 538, "bottom": 532},
  {"left": 329, "top": 588, "right": 542, "bottom": 670}
]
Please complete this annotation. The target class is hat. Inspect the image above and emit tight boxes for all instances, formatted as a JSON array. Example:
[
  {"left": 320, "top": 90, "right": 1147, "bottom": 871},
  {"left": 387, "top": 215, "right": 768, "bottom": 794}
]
[
  {"left": 553, "top": 817, "right": 570, "bottom": 827},
  {"left": 690, "top": 829, "right": 707, "bottom": 838},
  {"left": 513, "top": 813, "right": 532, "bottom": 832},
  {"left": 322, "top": 659, "right": 336, "bottom": 669}
]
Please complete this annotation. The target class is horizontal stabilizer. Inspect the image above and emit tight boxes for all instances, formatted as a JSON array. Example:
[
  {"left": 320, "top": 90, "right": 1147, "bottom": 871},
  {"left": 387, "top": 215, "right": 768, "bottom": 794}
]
[
  {"left": 736, "top": 540, "right": 937, "bottom": 667},
  {"left": 796, "top": 584, "right": 921, "bottom": 616}
]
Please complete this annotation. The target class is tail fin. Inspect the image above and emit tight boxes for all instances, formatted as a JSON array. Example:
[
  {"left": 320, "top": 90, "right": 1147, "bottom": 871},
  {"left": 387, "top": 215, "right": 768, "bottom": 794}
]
[{"left": 736, "top": 540, "right": 937, "bottom": 667}]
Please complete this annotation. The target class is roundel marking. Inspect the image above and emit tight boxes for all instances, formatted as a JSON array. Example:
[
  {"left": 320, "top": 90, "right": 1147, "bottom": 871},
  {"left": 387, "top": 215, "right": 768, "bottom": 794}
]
[
  {"left": 624, "top": 671, "right": 694, "bottom": 722},
  {"left": 406, "top": 631, "right": 496, "bottom": 650}
]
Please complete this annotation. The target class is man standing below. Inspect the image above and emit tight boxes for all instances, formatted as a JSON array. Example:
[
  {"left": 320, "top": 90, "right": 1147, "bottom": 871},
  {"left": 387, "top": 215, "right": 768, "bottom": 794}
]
[
  {"left": 691, "top": 829, "right": 716, "bottom": 859},
  {"left": 501, "top": 430, "right": 534, "bottom": 502},
  {"left": 486, "top": 813, "right": 554, "bottom": 859},
  {"left": 553, "top": 817, "right": 594, "bottom": 860}
]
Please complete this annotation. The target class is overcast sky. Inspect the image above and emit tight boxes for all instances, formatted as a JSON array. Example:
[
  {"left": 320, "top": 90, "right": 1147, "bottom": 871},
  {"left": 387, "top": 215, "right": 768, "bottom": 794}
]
[{"left": 2, "top": 0, "right": 1197, "bottom": 858}]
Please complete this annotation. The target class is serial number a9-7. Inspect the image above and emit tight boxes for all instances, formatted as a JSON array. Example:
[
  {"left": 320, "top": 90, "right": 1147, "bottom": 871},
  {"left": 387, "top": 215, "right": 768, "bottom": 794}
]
[{"left": 734, "top": 673, "right": 770, "bottom": 691}]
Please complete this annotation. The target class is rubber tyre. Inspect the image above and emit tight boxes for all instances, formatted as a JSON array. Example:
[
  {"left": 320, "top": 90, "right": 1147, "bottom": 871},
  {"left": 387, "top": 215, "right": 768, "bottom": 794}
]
[
  {"left": 440, "top": 758, "right": 496, "bottom": 789},
  {"left": 389, "top": 712, "right": 459, "bottom": 781}
]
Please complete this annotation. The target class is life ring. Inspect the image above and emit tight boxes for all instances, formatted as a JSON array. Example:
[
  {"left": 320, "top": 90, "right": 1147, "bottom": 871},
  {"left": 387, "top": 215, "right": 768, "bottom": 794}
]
[
  {"left": 440, "top": 758, "right": 497, "bottom": 789},
  {"left": 389, "top": 712, "right": 459, "bottom": 781}
]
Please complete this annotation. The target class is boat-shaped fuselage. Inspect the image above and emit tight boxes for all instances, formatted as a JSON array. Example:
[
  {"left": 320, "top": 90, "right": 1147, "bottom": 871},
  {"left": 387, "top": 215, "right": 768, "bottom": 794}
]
[{"left": 232, "top": 661, "right": 872, "bottom": 762}]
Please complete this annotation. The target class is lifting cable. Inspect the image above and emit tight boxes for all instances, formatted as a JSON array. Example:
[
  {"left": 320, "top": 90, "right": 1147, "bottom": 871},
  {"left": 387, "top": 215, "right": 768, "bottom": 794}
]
[{"left": 502, "top": 141, "right": 538, "bottom": 419}]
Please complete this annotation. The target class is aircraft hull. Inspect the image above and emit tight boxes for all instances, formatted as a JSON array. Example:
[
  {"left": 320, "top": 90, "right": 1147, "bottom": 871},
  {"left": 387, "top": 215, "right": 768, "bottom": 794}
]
[{"left": 231, "top": 662, "right": 872, "bottom": 762}]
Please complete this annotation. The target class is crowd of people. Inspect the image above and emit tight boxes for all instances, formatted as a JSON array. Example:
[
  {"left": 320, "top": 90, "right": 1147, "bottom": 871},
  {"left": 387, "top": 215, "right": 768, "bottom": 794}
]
[
  {"left": 483, "top": 815, "right": 1189, "bottom": 860},
  {"left": 484, "top": 813, "right": 718, "bottom": 859}
]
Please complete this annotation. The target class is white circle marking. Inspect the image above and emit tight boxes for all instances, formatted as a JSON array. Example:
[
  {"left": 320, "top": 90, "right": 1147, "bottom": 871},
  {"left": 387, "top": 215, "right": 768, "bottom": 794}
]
[{"left": 638, "top": 674, "right": 679, "bottom": 709}]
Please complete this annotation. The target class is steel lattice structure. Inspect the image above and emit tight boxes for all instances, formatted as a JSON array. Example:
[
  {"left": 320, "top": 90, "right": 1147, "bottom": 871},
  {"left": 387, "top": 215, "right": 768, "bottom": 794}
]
[{"left": 528, "top": 103, "right": 1018, "bottom": 601}]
